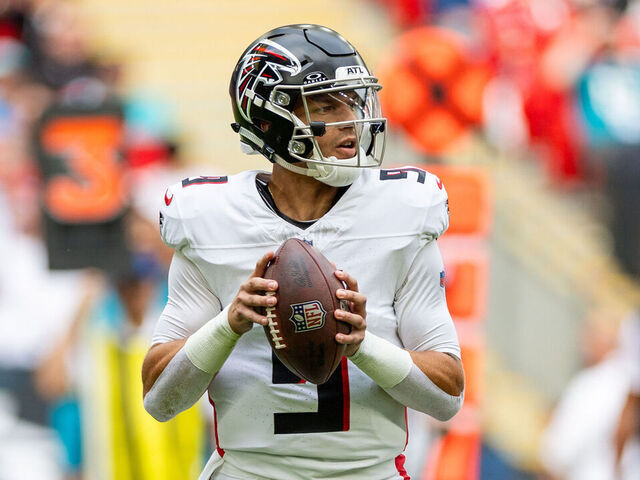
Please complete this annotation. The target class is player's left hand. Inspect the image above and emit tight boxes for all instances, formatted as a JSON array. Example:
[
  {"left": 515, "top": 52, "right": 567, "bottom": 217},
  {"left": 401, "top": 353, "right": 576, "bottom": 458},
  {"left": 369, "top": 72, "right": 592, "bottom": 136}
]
[{"left": 334, "top": 270, "right": 367, "bottom": 357}]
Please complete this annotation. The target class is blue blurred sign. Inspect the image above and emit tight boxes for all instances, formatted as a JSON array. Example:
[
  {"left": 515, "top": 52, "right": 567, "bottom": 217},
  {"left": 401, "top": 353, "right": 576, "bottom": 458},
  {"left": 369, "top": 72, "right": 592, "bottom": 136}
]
[{"left": 577, "top": 60, "right": 640, "bottom": 146}]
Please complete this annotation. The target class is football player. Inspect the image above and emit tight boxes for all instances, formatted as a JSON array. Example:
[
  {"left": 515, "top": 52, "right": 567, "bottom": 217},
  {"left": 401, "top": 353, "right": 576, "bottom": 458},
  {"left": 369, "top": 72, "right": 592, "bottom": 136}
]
[{"left": 142, "top": 24, "right": 464, "bottom": 480}]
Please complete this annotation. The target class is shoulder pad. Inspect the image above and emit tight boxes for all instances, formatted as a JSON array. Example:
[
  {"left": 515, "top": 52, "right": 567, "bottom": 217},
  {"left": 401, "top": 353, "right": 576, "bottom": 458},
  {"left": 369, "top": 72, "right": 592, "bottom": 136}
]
[
  {"left": 158, "top": 175, "right": 233, "bottom": 250},
  {"left": 376, "top": 166, "right": 449, "bottom": 240}
]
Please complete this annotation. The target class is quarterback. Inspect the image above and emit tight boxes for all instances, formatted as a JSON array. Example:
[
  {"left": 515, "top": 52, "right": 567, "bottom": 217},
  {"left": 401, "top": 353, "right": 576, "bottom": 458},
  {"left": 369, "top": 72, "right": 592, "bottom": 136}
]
[{"left": 142, "top": 24, "right": 464, "bottom": 480}]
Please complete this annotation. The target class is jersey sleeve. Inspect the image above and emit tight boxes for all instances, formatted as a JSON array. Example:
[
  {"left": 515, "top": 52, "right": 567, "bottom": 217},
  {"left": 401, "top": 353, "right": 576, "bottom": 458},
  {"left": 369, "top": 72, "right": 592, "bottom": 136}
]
[
  {"left": 395, "top": 240, "right": 460, "bottom": 357},
  {"left": 158, "top": 182, "right": 188, "bottom": 250},
  {"left": 422, "top": 173, "right": 450, "bottom": 241},
  {"left": 380, "top": 167, "right": 449, "bottom": 241},
  {"left": 151, "top": 250, "right": 222, "bottom": 344}
]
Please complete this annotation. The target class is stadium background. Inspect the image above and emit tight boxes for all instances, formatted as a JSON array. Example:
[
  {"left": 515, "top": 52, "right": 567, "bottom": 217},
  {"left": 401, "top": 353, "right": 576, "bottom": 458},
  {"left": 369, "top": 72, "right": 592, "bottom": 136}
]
[{"left": 1, "top": 0, "right": 639, "bottom": 479}]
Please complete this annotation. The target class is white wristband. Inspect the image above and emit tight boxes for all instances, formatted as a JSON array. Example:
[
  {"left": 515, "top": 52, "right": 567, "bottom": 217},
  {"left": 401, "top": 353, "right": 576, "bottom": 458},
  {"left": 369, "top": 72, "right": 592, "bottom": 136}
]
[
  {"left": 183, "top": 305, "right": 240, "bottom": 375},
  {"left": 349, "top": 332, "right": 413, "bottom": 388}
]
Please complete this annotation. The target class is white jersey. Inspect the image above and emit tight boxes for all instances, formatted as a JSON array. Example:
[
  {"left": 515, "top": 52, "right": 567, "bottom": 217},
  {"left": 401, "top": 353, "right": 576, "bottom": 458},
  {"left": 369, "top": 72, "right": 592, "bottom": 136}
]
[{"left": 153, "top": 168, "right": 460, "bottom": 480}]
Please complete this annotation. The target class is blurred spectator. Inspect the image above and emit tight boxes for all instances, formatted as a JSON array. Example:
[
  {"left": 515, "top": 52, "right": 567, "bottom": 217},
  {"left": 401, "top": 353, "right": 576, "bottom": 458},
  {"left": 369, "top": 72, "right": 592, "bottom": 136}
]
[
  {"left": 614, "top": 312, "right": 640, "bottom": 474},
  {"left": 30, "top": 203, "right": 208, "bottom": 480},
  {"left": 122, "top": 92, "right": 220, "bottom": 229},
  {"left": 27, "top": 79, "right": 212, "bottom": 474},
  {"left": 0, "top": 183, "right": 87, "bottom": 480},
  {"left": 81, "top": 254, "right": 205, "bottom": 480},
  {"left": 1, "top": 2, "right": 207, "bottom": 478},
  {"left": 539, "top": 308, "right": 640, "bottom": 480},
  {"left": 33, "top": 271, "right": 105, "bottom": 480},
  {"left": 27, "top": 0, "right": 99, "bottom": 90},
  {"left": 0, "top": 6, "right": 83, "bottom": 477}
]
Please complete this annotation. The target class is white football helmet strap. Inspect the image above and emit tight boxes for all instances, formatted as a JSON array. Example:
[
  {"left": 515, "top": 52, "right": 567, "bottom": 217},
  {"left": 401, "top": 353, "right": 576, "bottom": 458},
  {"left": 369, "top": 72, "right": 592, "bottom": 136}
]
[
  {"left": 237, "top": 125, "right": 321, "bottom": 178},
  {"left": 238, "top": 125, "right": 361, "bottom": 187}
]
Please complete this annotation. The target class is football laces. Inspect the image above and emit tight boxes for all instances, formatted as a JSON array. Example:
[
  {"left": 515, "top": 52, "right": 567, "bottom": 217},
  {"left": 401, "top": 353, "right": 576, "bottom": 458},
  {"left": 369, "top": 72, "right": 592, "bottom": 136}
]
[{"left": 265, "top": 291, "right": 286, "bottom": 349}]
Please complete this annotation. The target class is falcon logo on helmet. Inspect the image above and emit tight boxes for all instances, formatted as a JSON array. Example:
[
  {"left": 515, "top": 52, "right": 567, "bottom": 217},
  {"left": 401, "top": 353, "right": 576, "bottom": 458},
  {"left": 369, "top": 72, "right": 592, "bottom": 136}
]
[{"left": 235, "top": 39, "right": 301, "bottom": 123}]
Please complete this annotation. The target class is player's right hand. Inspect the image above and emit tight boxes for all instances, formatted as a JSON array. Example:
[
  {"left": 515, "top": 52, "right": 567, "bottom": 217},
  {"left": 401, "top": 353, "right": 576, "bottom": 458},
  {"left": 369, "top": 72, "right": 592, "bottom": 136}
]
[
  {"left": 334, "top": 269, "right": 367, "bottom": 357},
  {"left": 228, "top": 251, "right": 278, "bottom": 335}
]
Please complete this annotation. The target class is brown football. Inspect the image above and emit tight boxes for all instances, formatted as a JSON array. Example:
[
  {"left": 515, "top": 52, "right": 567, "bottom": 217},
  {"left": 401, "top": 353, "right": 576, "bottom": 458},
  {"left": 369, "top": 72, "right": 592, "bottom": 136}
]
[{"left": 262, "top": 238, "right": 351, "bottom": 384}]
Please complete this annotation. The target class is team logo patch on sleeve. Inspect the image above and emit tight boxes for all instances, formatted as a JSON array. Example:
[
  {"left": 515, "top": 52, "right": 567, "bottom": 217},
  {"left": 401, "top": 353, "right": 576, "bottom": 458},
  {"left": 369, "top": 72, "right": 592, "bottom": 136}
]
[
  {"left": 289, "top": 301, "right": 326, "bottom": 332},
  {"left": 440, "top": 270, "right": 445, "bottom": 288}
]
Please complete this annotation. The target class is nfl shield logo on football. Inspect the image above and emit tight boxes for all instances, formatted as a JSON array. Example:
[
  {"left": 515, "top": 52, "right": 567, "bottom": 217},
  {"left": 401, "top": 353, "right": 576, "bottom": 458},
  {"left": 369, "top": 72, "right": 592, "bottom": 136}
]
[{"left": 289, "top": 301, "right": 326, "bottom": 333}]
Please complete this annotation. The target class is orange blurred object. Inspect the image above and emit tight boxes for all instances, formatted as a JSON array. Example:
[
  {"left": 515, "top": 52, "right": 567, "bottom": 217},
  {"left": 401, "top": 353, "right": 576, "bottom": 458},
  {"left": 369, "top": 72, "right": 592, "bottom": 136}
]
[
  {"left": 425, "top": 430, "right": 482, "bottom": 480},
  {"left": 458, "top": 344, "right": 484, "bottom": 408},
  {"left": 426, "top": 165, "right": 491, "bottom": 236},
  {"left": 410, "top": 165, "right": 489, "bottom": 480},
  {"left": 446, "top": 262, "right": 481, "bottom": 319},
  {"left": 379, "top": 27, "right": 493, "bottom": 154}
]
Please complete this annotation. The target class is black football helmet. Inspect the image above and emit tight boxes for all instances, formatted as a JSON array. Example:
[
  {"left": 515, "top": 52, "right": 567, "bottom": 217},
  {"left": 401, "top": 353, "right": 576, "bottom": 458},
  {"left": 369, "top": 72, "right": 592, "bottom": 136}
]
[{"left": 229, "top": 24, "right": 386, "bottom": 178}]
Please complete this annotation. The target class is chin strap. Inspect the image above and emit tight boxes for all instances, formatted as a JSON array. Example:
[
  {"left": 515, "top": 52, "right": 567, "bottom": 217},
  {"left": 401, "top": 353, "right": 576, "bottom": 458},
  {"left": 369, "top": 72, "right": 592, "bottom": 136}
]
[
  {"left": 235, "top": 124, "right": 321, "bottom": 178},
  {"left": 273, "top": 156, "right": 322, "bottom": 178},
  {"left": 233, "top": 122, "right": 364, "bottom": 186}
]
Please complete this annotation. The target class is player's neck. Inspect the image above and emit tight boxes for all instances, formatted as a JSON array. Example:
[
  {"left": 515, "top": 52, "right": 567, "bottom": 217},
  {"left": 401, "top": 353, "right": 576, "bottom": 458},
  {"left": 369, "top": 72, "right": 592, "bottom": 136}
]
[{"left": 268, "top": 165, "right": 339, "bottom": 222}]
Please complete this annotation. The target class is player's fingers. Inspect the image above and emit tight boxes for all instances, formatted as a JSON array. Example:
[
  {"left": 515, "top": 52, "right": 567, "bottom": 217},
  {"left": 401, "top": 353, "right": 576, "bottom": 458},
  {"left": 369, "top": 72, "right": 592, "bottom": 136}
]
[
  {"left": 334, "top": 270, "right": 359, "bottom": 292},
  {"left": 245, "top": 276, "right": 278, "bottom": 293},
  {"left": 336, "top": 288, "right": 366, "bottom": 314},
  {"left": 335, "top": 328, "right": 365, "bottom": 345},
  {"left": 228, "top": 301, "right": 268, "bottom": 331},
  {"left": 336, "top": 334, "right": 363, "bottom": 345},
  {"left": 237, "top": 290, "right": 277, "bottom": 308},
  {"left": 251, "top": 251, "right": 275, "bottom": 278},
  {"left": 334, "top": 309, "right": 366, "bottom": 330},
  {"left": 236, "top": 303, "right": 268, "bottom": 326}
]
